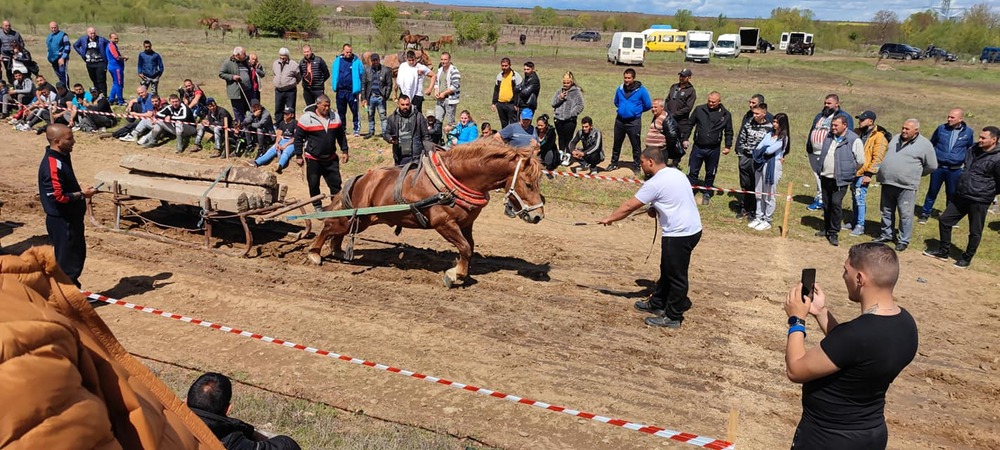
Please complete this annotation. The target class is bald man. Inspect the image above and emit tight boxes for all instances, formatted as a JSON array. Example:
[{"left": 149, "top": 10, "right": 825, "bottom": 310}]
[
  {"left": 46, "top": 22, "right": 71, "bottom": 86},
  {"left": 72, "top": 27, "right": 109, "bottom": 96},
  {"left": 919, "top": 108, "right": 974, "bottom": 223},
  {"left": 38, "top": 124, "right": 96, "bottom": 287}
]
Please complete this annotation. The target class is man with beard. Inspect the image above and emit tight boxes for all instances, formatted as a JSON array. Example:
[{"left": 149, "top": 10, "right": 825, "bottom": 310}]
[
  {"left": 385, "top": 95, "right": 430, "bottom": 166},
  {"left": 608, "top": 68, "right": 652, "bottom": 172},
  {"left": 490, "top": 57, "right": 521, "bottom": 128},
  {"left": 845, "top": 111, "right": 889, "bottom": 237},
  {"left": 518, "top": 61, "right": 540, "bottom": 113},
  {"left": 810, "top": 116, "right": 863, "bottom": 247},
  {"left": 294, "top": 95, "right": 349, "bottom": 213},
  {"left": 666, "top": 68, "right": 696, "bottom": 148},
  {"left": 361, "top": 53, "right": 392, "bottom": 138},
  {"left": 137, "top": 40, "right": 164, "bottom": 95},
  {"left": 806, "top": 94, "right": 853, "bottom": 211},
  {"left": 179, "top": 78, "right": 206, "bottom": 118},
  {"left": 734, "top": 99, "right": 773, "bottom": 219}
]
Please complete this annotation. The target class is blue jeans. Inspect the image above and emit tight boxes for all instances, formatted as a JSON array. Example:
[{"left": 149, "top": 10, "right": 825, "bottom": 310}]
[
  {"left": 850, "top": 177, "right": 868, "bottom": 228},
  {"left": 335, "top": 89, "right": 359, "bottom": 134},
  {"left": 254, "top": 138, "right": 295, "bottom": 168},
  {"left": 367, "top": 94, "right": 387, "bottom": 135},
  {"left": 921, "top": 166, "right": 962, "bottom": 216},
  {"left": 51, "top": 60, "right": 69, "bottom": 86}
]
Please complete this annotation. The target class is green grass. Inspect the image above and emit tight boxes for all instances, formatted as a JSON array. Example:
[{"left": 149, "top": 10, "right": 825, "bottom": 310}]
[{"left": 19, "top": 25, "right": 1000, "bottom": 270}]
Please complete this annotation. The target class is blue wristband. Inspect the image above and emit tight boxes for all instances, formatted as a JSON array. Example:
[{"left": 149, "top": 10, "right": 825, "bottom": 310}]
[{"left": 788, "top": 324, "right": 806, "bottom": 337}]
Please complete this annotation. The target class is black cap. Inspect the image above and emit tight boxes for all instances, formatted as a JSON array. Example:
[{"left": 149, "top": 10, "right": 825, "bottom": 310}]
[
  {"left": 283, "top": 106, "right": 295, "bottom": 114},
  {"left": 856, "top": 110, "right": 876, "bottom": 121},
  {"left": 56, "top": 81, "right": 67, "bottom": 89},
  {"left": 89, "top": 86, "right": 99, "bottom": 92},
  {"left": 370, "top": 53, "right": 380, "bottom": 60},
  {"left": 250, "top": 98, "right": 261, "bottom": 107},
  {"left": 678, "top": 68, "right": 693, "bottom": 77}
]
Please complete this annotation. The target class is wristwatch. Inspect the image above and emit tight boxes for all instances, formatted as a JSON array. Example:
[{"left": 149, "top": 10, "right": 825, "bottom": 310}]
[{"left": 788, "top": 316, "right": 806, "bottom": 327}]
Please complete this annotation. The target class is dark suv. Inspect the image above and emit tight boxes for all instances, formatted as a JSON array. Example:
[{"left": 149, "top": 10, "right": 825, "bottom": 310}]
[
  {"left": 879, "top": 43, "right": 922, "bottom": 60},
  {"left": 571, "top": 31, "right": 601, "bottom": 42}
]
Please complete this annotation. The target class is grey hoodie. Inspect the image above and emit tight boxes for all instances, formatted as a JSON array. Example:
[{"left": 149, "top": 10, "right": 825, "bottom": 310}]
[
  {"left": 877, "top": 134, "right": 937, "bottom": 190},
  {"left": 551, "top": 85, "right": 584, "bottom": 121}
]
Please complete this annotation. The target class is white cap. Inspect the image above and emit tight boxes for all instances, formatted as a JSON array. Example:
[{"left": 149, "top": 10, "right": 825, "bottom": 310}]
[{"left": 278, "top": 47, "right": 290, "bottom": 56}]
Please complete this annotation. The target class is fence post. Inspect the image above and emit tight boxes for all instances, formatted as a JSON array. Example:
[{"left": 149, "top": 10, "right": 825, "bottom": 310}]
[
  {"left": 781, "top": 181, "right": 794, "bottom": 239},
  {"left": 224, "top": 117, "right": 230, "bottom": 159}
]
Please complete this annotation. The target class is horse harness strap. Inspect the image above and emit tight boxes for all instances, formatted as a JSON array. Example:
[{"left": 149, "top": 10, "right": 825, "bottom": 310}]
[{"left": 422, "top": 150, "right": 489, "bottom": 210}]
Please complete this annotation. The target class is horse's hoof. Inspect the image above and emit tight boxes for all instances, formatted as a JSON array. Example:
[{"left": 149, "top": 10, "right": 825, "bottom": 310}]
[
  {"left": 442, "top": 274, "right": 453, "bottom": 288},
  {"left": 443, "top": 268, "right": 460, "bottom": 288},
  {"left": 333, "top": 251, "right": 349, "bottom": 262},
  {"left": 307, "top": 252, "right": 323, "bottom": 265}
]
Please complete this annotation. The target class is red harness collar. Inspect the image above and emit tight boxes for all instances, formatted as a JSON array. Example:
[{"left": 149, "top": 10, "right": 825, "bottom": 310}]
[{"left": 429, "top": 151, "right": 489, "bottom": 209}]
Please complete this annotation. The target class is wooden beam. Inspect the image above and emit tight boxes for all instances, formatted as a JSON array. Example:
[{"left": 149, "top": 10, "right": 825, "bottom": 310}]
[
  {"left": 95, "top": 171, "right": 271, "bottom": 212},
  {"left": 119, "top": 154, "right": 278, "bottom": 189}
]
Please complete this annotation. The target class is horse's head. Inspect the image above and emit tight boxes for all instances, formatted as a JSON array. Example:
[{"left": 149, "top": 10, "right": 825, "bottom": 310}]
[{"left": 503, "top": 153, "right": 544, "bottom": 224}]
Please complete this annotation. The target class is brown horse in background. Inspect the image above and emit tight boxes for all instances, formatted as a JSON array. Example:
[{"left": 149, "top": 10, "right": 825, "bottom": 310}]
[
  {"left": 246, "top": 23, "right": 259, "bottom": 38},
  {"left": 307, "top": 141, "right": 545, "bottom": 287}
]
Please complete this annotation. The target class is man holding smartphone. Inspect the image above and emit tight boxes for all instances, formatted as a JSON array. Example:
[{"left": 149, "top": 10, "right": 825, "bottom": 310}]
[{"left": 783, "top": 243, "right": 918, "bottom": 449}]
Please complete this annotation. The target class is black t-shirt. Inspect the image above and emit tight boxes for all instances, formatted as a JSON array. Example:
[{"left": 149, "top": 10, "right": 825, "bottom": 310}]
[
  {"left": 276, "top": 119, "right": 297, "bottom": 139},
  {"left": 802, "top": 308, "right": 918, "bottom": 430},
  {"left": 56, "top": 91, "right": 74, "bottom": 108}
]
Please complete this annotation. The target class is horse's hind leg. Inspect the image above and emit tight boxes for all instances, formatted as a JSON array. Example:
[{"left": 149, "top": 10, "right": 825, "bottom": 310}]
[{"left": 435, "top": 221, "right": 472, "bottom": 288}]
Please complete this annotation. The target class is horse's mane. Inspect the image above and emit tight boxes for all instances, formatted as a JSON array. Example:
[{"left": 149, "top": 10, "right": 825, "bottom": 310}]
[{"left": 444, "top": 140, "right": 542, "bottom": 181}]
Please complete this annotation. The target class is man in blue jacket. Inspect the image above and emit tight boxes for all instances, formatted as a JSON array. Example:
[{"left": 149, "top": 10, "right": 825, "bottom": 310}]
[
  {"left": 72, "top": 27, "right": 109, "bottom": 96},
  {"left": 332, "top": 43, "right": 363, "bottom": 136},
  {"left": 137, "top": 40, "right": 164, "bottom": 95},
  {"left": 104, "top": 33, "right": 127, "bottom": 105},
  {"left": 919, "top": 108, "right": 974, "bottom": 223},
  {"left": 45, "top": 22, "right": 71, "bottom": 86},
  {"left": 608, "top": 68, "right": 652, "bottom": 173}
]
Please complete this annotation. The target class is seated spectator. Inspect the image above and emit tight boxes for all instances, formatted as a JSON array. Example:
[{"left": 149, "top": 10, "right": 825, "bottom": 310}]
[
  {"left": 77, "top": 88, "right": 116, "bottom": 132},
  {"left": 69, "top": 83, "right": 91, "bottom": 109},
  {"left": 2, "top": 70, "right": 33, "bottom": 119},
  {"left": 426, "top": 113, "right": 443, "bottom": 146},
  {"left": 186, "top": 372, "right": 302, "bottom": 450},
  {"left": 536, "top": 114, "right": 559, "bottom": 170},
  {"left": 568, "top": 116, "right": 604, "bottom": 174},
  {"left": 196, "top": 97, "right": 235, "bottom": 158},
  {"left": 446, "top": 109, "right": 478, "bottom": 147},
  {"left": 240, "top": 98, "right": 274, "bottom": 156},
  {"left": 34, "top": 74, "right": 55, "bottom": 96},
  {"left": 140, "top": 93, "right": 196, "bottom": 153},
  {"left": 494, "top": 108, "right": 538, "bottom": 149},
  {"left": 117, "top": 85, "right": 158, "bottom": 141},
  {"left": 28, "top": 81, "right": 76, "bottom": 134},
  {"left": 16, "top": 85, "right": 56, "bottom": 132},
  {"left": 249, "top": 106, "right": 297, "bottom": 173},
  {"left": 480, "top": 121, "right": 494, "bottom": 139},
  {"left": 179, "top": 78, "right": 207, "bottom": 118}
]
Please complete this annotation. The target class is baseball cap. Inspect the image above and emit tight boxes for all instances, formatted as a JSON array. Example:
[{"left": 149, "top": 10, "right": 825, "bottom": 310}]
[
  {"left": 678, "top": 68, "right": 693, "bottom": 77},
  {"left": 206, "top": 97, "right": 216, "bottom": 104},
  {"left": 370, "top": 53, "right": 380, "bottom": 61},
  {"left": 250, "top": 98, "right": 261, "bottom": 107},
  {"left": 520, "top": 108, "right": 534, "bottom": 120},
  {"left": 56, "top": 81, "right": 67, "bottom": 89},
  {"left": 283, "top": 106, "right": 295, "bottom": 114},
  {"left": 856, "top": 110, "right": 876, "bottom": 121},
  {"left": 89, "top": 86, "right": 98, "bottom": 93}
]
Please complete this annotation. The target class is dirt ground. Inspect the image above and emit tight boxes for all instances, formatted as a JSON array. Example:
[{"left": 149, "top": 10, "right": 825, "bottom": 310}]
[{"left": 2, "top": 126, "right": 999, "bottom": 450}]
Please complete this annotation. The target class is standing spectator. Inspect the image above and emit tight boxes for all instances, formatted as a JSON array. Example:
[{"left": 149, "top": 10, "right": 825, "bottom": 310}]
[
  {"left": 72, "top": 27, "right": 109, "bottom": 96},
  {"left": 490, "top": 57, "right": 521, "bottom": 129},
  {"left": 179, "top": 79, "right": 206, "bottom": 118},
  {"left": 551, "top": 71, "right": 584, "bottom": 160},
  {"left": 361, "top": 53, "right": 391, "bottom": 139},
  {"left": 396, "top": 50, "right": 432, "bottom": 114},
  {"left": 599, "top": 147, "right": 702, "bottom": 328},
  {"left": 195, "top": 98, "right": 234, "bottom": 158},
  {"left": 38, "top": 124, "right": 96, "bottom": 287},
  {"left": 686, "top": 91, "right": 734, "bottom": 205},
  {"left": 241, "top": 98, "right": 274, "bottom": 156},
  {"left": 1, "top": 20, "right": 25, "bottom": 84},
  {"left": 810, "top": 116, "right": 863, "bottom": 247},
  {"left": 608, "top": 68, "right": 652, "bottom": 172},
  {"left": 246, "top": 53, "right": 265, "bottom": 104},
  {"left": 105, "top": 33, "right": 127, "bottom": 105},
  {"left": 783, "top": 243, "right": 917, "bottom": 449},
  {"left": 446, "top": 110, "right": 478, "bottom": 147},
  {"left": 645, "top": 98, "right": 683, "bottom": 167},
  {"left": 749, "top": 112, "right": 790, "bottom": 231},
  {"left": 495, "top": 107, "right": 539, "bottom": 149},
  {"left": 294, "top": 95, "right": 349, "bottom": 212},
  {"left": 536, "top": 114, "right": 559, "bottom": 170},
  {"left": 923, "top": 126, "right": 1000, "bottom": 268},
  {"left": 666, "top": 68, "right": 696, "bottom": 148},
  {"left": 46, "top": 22, "right": 71, "bottom": 87},
  {"left": 384, "top": 95, "right": 429, "bottom": 166},
  {"left": 332, "top": 43, "right": 363, "bottom": 136},
  {"left": 734, "top": 95, "right": 772, "bottom": 219},
  {"left": 299, "top": 44, "right": 329, "bottom": 107},
  {"left": 186, "top": 372, "right": 302, "bottom": 450},
  {"left": 847, "top": 111, "right": 890, "bottom": 237},
  {"left": 518, "top": 61, "right": 540, "bottom": 112},
  {"left": 432, "top": 52, "right": 461, "bottom": 126},
  {"left": 806, "top": 94, "right": 854, "bottom": 211},
  {"left": 919, "top": 108, "right": 975, "bottom": 223},
  {"left": 219, "top": 46, "right": 252, "bottom": 123},
  {"left": 271, "top": 47, "right": 299, "bottom": 118},
  {"left": 874, "top": 119, "right": 937, "bottom": 252},
  {"left": 136, "top": 40, "right": 163, "bottom": 95},
  {"left": 250, "top": 106, "right": 298, "bottom": 174},
  {"left": 568, "top": 117, "right": 604, "bottom": 174}
]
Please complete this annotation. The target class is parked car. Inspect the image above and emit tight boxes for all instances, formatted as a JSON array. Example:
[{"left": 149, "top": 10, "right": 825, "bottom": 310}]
[
  {"left": 879, "top": 43, "right": 922, "bottom": 60},
  {"left": 982, "top": 47, "right": 1000, "bottom": 64},
  {"left": 925, "top": 47, "right": 957, "bottom": 61},
  {"left": 607, "top": 32, "right": 645, "bottom": 66},
  {"left": 571, "top": 31, "right": 601, "bottom": 42}
]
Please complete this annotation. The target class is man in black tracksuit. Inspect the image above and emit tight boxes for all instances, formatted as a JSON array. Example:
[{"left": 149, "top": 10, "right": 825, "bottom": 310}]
[
  {"left": 38, "top": 124, "right": 96, "bottom": 287},
  {"left": 923, "top": 126, "right": 1000, "bottom": 268},
  {"left": 666, "top": 68, "right": 697, "bottom": 147},
  {"left": 294, "top": 95, "right": 348, "bottom": 212},
  {"left": 687, "top": 91, "right": 734, "bottom": 205}
]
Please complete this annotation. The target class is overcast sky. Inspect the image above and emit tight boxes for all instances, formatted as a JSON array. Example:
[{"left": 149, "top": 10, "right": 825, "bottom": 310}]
[{"left": 414, "top": 0, "right": 948, "bottom": 23}]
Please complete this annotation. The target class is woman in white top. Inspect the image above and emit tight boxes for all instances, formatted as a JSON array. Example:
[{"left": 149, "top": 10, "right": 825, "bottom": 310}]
[{"left": 750, "top": 112, "right": 791, "bottom": 230}]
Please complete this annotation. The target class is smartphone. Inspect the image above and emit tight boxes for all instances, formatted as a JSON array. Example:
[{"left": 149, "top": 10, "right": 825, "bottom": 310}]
[{"left": 801, "top": 268, "right": 816, "bottom": 303}]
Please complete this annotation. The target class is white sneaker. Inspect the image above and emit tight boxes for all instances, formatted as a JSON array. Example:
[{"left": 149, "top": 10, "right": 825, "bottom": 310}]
[
  {"left": 119, "top": 134, "right": 136, "bottom": 142},
  {"left": 16, "top": 124, "right": 30, "bottom": 132},
  {"left": 755, "top": 221, "right": 772, "bottom": 231},
  {"left": 747, "top": 218, "right": 762, "bottom": 228}
]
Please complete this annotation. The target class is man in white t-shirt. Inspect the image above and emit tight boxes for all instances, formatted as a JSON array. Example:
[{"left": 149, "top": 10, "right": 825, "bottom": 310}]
[
  {"left": 599, "top": 146, "right": 703, "bottom": 328},
  {"left": 395, "top": 50, "right": 433, "bottom": 114}
]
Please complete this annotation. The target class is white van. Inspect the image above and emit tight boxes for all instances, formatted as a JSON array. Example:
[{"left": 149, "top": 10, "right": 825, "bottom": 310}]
[
  {"left": 607, "top": 32, "right": 646, "bottom": 66},
  {"left": 685, "top": 30, "right": 714, "bottom": 63},
  {"left": 714, "top": 33, "right": 741, "bottom": 58}
]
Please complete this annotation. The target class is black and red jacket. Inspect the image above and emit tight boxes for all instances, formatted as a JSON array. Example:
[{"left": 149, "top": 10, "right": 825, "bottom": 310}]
[
  {"left": 38, "top": 147, "right": 85, "bottom": 218},
  {"left": 294, "top": 108, "right": 347, "bottom": 162}
]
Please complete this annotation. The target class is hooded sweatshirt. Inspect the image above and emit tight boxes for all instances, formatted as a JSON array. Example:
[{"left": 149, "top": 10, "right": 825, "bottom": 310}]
[{"left": 613, "top": 81, "right": 651, "bottom": 120}]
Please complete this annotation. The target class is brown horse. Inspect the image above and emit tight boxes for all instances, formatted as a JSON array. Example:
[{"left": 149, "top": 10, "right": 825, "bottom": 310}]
[
  {"left": 401, "top": 33, "right": 429, "bottom": 49},
  {"left": 307, "top": 141, "right": 545, "bottom": 287},
  {"left": 246, "top": 23, "right": 259, "bottom": 38},
  {"left": 199, "top": 18, "right": 219, "bottom": 30}
]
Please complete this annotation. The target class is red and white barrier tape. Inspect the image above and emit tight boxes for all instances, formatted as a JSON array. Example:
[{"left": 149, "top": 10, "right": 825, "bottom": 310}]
[
  {"left": 543, "top": 169, "right": 779, "bottom": 197},
  {"left": 82, "top": 290, "right": 734, "bottom": 449}
]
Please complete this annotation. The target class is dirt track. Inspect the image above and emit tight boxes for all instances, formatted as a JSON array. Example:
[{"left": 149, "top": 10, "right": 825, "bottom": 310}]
[{"left": 3, "top": 127, "right": 999, "bottom": 449}]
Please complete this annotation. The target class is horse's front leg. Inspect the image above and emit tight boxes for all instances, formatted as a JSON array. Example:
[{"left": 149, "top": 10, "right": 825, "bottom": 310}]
[
  {"left": 435, "top": 221, "right": 471, "bottom": 288},
  {"left": 308, "top": 217, "right": 347, "bottom": 265}
]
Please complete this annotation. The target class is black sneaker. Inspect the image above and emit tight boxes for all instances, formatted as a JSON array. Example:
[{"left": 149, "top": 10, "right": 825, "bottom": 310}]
[
  {"left": 814, "top": 230, "right": 828, "bottom": 237},
  {"left": 607, "top": 163, "right": 619, "bottom": 171},
  {"left": 954, "top": 258, "right": 971, "bottom": 269},
  {"left": 701, "top": 194, "right": 711, "bottom": 205},
  {"left": 895, "top": 243, "right": 908, "bottom": 252},
  {"left": 828, "top": 234, "right": 840, "bottom": 246},
  {"left": 644, "top": 316, "right": 683, "bottom": 328},
  {"left": 634, "top": 300, "right": 665, "bottom": 316},
  {"left": 918, "top": 214, "right": 929, "bottom": 224},
  {"left": 872, "top": 236, "right": 893, "bottom": 244},
  {"left": 922, "top": 248, "right": 949, "bottom": 260}
]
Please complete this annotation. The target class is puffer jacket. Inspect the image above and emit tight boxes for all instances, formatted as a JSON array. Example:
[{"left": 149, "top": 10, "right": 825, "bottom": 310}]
[
  {"left": 956, "top": 144, "right": 1000, "bottom": 204},
  {"left": 0, "top": 247, "right": 224, "bottom": 450},
  {"left": 856, "top": 124, "right": 890, "bottom": 177},
  {"left": 929, "top": 121, "right": 975, "bottom": 167}
]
